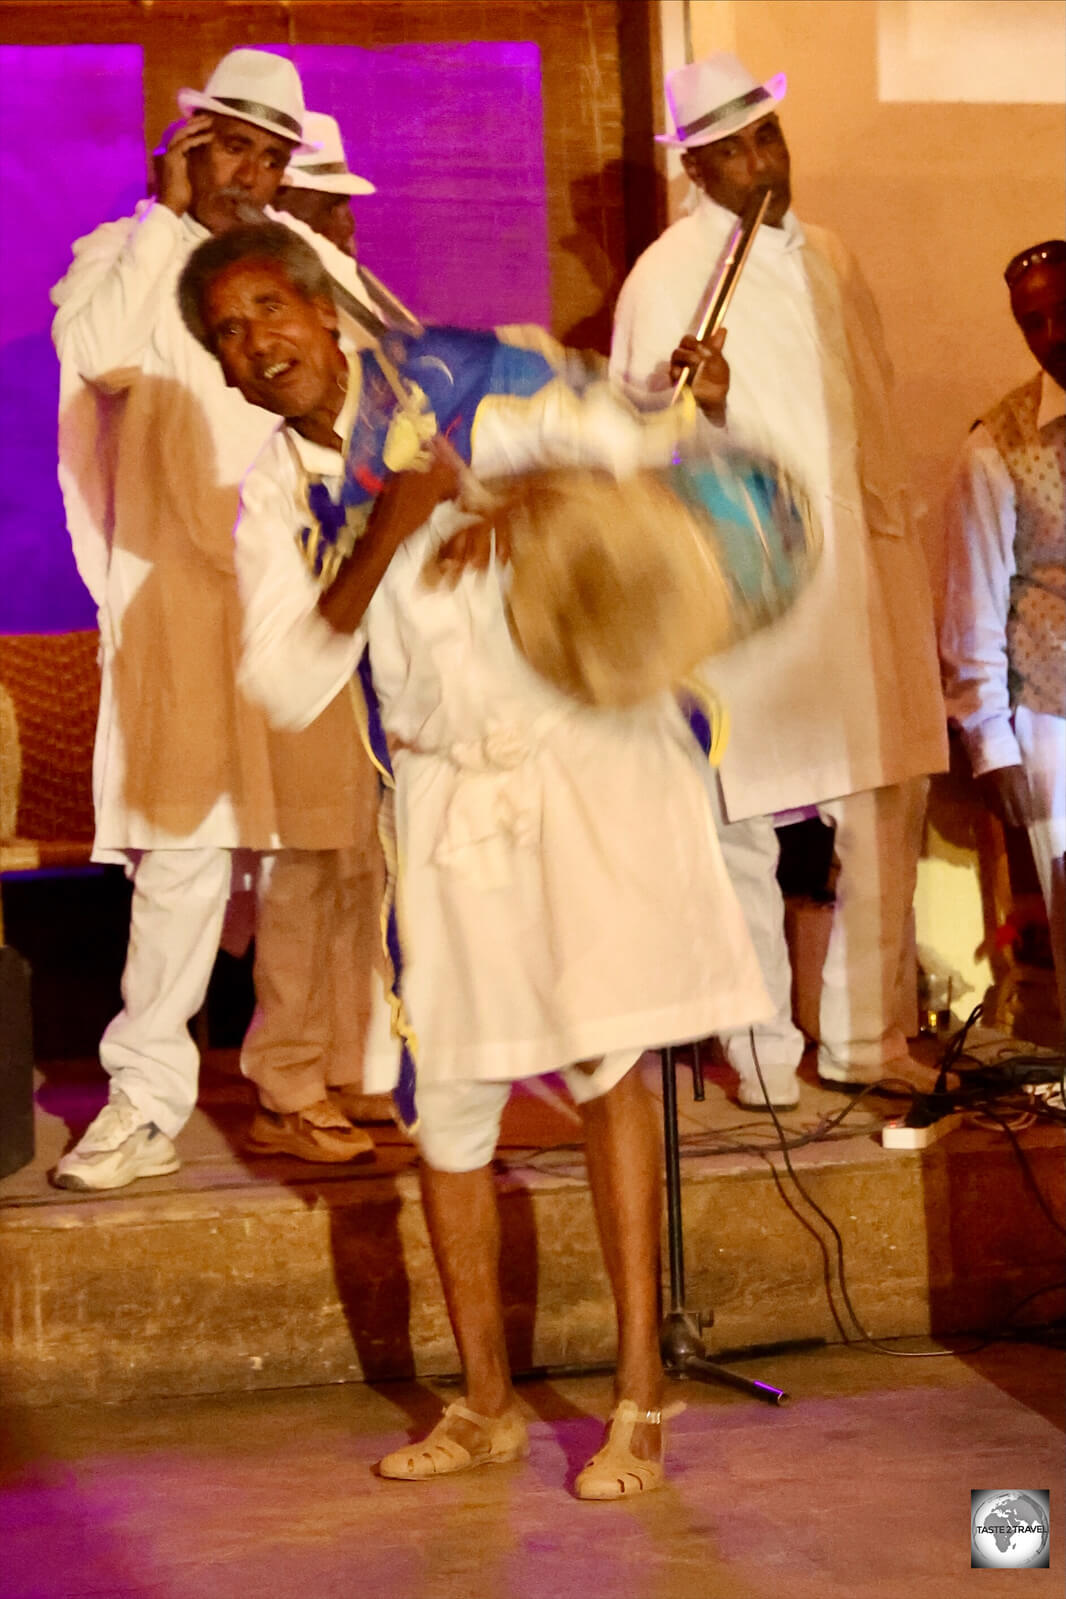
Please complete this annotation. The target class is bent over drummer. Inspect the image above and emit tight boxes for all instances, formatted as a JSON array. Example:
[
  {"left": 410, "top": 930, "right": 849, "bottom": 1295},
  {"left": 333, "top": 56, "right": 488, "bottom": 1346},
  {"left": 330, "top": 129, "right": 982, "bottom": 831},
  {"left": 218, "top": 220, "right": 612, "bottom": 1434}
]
[{"left": 177, "top": 220, "right": 769, "bottom": 1501}]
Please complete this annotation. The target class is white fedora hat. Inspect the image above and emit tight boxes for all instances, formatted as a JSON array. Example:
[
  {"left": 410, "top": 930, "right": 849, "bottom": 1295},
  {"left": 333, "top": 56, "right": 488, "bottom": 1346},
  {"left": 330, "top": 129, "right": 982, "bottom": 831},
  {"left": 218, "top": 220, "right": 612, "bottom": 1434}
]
[
  {"left": 657, "top": 52, "right": 787, "bottom": 150},
  {"left": 178, "top": 49, "right": 316, "bottom": 153},
  {"left": 281, "top": 112, "right": 375, "bottom": 195}
]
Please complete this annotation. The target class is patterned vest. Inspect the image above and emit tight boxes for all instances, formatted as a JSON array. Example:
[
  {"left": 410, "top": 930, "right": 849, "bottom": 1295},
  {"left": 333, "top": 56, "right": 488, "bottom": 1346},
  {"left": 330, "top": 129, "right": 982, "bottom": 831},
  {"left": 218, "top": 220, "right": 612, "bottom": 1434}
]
[{"left": 981, "top": 375, "right": 1065, "bottom": 718}]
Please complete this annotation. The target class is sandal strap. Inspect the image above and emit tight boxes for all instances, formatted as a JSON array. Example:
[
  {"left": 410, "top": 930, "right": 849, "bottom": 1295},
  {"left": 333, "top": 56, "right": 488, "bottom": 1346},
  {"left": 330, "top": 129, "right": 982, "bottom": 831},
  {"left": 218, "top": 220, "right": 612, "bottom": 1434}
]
[
  {"left": 610, "top": 1397, "right": 687, "bottom": 1426},
  {"left": 444, "top": 1399, "right": 509, "bottom": 1430},
  {"left": 610, "top": 1398, "right": 664, "bottom": 1426}
]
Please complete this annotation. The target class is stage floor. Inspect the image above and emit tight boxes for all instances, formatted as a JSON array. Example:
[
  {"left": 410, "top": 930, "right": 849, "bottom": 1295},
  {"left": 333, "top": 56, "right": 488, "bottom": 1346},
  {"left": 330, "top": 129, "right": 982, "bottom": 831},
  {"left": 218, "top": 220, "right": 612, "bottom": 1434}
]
[
  {"left": 2, "top": 1036, "right": 1063, "bottom": 1411},
  {"left": 2, "top": 1342, "right": 1062, "bottom": 1598},
  {"left": 5, "top": 1039, "right": 931, "bottom": 1208}
]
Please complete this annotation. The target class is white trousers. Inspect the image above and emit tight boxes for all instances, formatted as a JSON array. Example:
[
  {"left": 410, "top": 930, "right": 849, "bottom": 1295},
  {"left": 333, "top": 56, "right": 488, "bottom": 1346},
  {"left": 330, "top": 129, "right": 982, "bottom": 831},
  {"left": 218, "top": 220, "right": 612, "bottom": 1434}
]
[
  {"left": 99, "top": 848, "right": 232, "bottom": 1137},
  {"left": 712, "top": 778, "right": 929, "bottom": 1084},
  {"left": 414, "top": 1051, "right": 639, "bottom": 1174},
  {"left": 1015, "top": 706, "right": 1066, "bottom": 1008}
]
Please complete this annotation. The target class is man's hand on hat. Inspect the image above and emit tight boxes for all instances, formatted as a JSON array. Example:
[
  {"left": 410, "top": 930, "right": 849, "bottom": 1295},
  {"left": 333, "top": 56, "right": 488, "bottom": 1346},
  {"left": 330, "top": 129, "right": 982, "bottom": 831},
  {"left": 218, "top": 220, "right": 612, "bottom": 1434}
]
[
  {"left": 670, "top": 329, "right": 729, "bottom": 425},
  {"left": 158, "top": 115, "right": 213, "bottom": 217}
]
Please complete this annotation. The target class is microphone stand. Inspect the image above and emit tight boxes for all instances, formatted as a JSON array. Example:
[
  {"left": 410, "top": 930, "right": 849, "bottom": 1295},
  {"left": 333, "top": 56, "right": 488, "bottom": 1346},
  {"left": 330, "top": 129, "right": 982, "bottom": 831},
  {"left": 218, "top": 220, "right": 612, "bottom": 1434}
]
[
  {"left": 662, "top": 185, "right": 792, "bottom": 1406},
  {"left": 660, "top": 1044, "right": 789, "bottom": 1403}
]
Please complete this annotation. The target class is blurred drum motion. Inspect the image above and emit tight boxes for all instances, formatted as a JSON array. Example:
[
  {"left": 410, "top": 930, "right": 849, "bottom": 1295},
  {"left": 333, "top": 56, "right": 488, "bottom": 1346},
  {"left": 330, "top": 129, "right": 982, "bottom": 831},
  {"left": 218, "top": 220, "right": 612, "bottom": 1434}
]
[{"left": 500, "top": 447, "right": 822, "bottom": 709}]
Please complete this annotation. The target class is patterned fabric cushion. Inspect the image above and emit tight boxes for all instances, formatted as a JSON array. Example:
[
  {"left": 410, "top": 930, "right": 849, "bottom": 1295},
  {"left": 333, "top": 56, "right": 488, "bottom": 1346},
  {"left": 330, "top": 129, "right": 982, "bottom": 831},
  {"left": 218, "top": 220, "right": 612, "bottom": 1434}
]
[{"left": 0, "top": 632, "right": 99, "bottom": 871}]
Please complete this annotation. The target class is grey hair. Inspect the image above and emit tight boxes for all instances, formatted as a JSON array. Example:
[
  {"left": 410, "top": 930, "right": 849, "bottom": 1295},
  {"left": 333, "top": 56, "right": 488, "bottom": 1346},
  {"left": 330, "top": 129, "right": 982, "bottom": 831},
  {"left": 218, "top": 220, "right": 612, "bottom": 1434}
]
[{"left": 177, "top": 221, "right": 334, "bottom": 349}]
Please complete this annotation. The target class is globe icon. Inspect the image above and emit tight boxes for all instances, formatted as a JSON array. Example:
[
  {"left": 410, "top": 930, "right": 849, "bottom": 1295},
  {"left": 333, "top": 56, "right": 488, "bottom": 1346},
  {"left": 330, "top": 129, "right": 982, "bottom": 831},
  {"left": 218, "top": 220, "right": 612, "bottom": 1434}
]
[{"left": 971, "top": 1492, "right": 1050, "bottom": 1568}]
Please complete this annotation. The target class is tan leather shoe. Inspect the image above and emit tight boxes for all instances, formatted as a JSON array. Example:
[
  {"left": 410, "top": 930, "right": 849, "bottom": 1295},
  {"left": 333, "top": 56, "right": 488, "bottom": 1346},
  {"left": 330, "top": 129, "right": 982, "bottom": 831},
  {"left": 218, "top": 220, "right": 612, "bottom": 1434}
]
[
  {"left": 328, "top": 1087, "right": 396, "bottom": 1125},
  {"left": 243, "top": 1100, "right": 375, "bottom": 1163}
]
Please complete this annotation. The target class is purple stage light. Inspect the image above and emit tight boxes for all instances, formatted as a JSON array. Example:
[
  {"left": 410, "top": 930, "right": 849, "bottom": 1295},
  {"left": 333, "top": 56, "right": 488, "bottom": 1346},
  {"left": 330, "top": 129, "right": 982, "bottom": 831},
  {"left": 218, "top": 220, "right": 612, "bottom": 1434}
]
[
  {"left": 0, "top": 41, "right": 550, "bottom": 634},
  {"left": 0, "top": 46, "right": 145, "bottom": 633},
  {"left": 283, "top": 42, "right": 550, "bottom": 330}
]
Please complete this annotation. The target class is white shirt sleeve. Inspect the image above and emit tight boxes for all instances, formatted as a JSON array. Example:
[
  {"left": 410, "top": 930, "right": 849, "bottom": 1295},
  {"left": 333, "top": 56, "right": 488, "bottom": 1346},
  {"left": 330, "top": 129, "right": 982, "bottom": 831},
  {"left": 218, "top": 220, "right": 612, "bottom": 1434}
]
[
  {"left": 469, "top": 375, "right": 699, "bottom": 479},
  {"left": 51, "top": 202, "right": 186, "bottom": 382},
  {"left": 235, "top": 441, "right": 365, "bottom": 732},
  {"left": 940, "top": 425, "right": 1022, "bottom": 774}
]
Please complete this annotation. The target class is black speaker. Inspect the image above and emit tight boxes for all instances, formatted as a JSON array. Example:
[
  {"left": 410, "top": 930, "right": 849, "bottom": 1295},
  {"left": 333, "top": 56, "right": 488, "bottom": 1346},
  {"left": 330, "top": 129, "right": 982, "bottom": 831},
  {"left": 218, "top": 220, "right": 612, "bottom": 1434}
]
[{"left": 0, "top": 943, "right": 35, "bottom": 1179}]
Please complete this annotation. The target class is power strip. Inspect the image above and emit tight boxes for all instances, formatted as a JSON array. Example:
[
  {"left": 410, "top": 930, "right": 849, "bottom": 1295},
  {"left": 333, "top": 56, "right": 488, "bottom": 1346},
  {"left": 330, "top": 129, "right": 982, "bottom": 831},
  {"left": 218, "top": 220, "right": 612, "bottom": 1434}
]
[{"left": 881, "top": 1112, "right": 963, "bottom": 1150}]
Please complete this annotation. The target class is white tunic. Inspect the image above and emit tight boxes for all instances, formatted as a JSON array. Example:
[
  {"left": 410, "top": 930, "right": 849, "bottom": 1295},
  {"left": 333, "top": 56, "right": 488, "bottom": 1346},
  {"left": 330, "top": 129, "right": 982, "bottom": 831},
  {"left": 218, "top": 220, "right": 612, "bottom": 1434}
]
[
  {"left": 235, "top": 382, "right": 772, "bottom": 1087},
  {"left": 611, "top": 195, "right": 947, "bottom": 821}
]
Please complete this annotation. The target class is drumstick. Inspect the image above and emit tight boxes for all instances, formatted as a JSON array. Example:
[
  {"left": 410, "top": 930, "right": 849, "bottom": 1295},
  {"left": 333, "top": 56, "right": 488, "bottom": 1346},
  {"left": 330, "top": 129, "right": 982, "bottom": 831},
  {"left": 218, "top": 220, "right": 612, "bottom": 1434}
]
[
  {"left": 670, "top": 184, "right": 772, "bottom": 406},
  {"left": 330, "top": 271, "right": 423, "bottom": 343},
  {"left": 354, "top": 261, "right": 425, "bottom": 338}
]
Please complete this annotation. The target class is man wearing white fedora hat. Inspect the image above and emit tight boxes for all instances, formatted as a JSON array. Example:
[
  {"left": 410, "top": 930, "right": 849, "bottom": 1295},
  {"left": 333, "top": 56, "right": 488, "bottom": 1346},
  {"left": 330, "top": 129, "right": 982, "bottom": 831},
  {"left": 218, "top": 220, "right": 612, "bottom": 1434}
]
[
  {"left": 273, "top": 110, "right": 375, "bottom": 258},
  {"left": 274, "top": 111, "right": 421, "bottom": 342},
  {"left": 50, "top": 49, "right": 388, "bottom": 1188},
  {"left": 612, "top": 53, "right": 947, "bottom": 1105}
]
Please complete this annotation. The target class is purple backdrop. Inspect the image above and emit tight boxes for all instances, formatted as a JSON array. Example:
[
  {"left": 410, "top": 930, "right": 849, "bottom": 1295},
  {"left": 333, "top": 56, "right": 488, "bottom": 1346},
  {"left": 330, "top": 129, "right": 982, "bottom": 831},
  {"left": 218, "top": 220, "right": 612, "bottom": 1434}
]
[
  {"left": 284, "top": 43, "right": 550, "bottom": 330},
  {"left": 0, "top": 42, "right": 549, "bottom": 634},
  {"left": 0, "top": 46, "right": 145, "bottom": 633}
]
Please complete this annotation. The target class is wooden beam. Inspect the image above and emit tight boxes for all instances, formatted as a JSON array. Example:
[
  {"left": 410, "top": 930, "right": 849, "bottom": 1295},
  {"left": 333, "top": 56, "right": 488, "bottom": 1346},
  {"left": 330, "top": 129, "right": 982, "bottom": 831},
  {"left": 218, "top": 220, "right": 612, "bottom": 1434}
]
[{"left": 617, "top": 0, "right": 666, "bottom": 272}]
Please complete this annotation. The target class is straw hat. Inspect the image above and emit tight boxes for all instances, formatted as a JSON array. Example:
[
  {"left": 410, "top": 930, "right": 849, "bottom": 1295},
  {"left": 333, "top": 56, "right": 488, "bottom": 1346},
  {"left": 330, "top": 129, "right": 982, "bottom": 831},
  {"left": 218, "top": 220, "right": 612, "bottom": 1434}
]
[{"left": 502, "top": 468, "right": 735, "bottom": 708}]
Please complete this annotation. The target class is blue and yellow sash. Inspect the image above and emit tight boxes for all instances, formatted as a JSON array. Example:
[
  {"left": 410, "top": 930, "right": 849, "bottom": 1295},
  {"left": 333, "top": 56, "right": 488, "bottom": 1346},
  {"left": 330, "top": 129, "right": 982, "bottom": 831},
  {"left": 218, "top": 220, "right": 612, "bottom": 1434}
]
[{"left": 295, "top": 328, "right": 558, "bottom": 586}]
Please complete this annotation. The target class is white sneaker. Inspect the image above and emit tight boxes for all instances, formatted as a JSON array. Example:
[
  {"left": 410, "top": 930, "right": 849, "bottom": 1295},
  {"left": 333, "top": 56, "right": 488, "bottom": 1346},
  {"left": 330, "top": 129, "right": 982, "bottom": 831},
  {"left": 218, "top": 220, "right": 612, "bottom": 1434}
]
[
  {"left": 736, "top": 1065, "right": 800, "bottom": 1111},
  {"left": 52, "top": 1088, "right": 181, "bottom": 1191},
  {"left": 817, "top": 1054, "right": 906, "bottom": 1088}
]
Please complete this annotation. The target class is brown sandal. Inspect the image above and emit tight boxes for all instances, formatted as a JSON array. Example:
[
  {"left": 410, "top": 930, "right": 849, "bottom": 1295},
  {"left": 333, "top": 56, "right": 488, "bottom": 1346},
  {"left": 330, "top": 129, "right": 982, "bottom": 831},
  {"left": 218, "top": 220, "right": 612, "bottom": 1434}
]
[
  {"left": 377, "top": 1400, "right": 529, "bottom": 1480},
  {"left": 574, "top": 1399, "right": 682, "bottom": 1501}
]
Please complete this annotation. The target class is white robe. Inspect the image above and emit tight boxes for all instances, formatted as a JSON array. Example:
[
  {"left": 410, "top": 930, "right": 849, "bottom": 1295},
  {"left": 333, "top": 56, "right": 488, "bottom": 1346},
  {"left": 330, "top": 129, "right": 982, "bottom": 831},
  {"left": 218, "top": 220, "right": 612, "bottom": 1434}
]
[
  {"left": 611, "top": 195, "right": 947, "bottom": 822},
  {"left": 234, "top": 381, "right": 772, "bottom": 1088}
]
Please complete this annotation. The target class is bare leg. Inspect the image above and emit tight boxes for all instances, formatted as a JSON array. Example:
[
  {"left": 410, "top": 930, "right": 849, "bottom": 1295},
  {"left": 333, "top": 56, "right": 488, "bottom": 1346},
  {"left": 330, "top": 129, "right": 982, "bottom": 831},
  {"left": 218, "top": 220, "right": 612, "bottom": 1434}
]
[
  {"left": 578, "top": 1065, "right": 664, "bottom": 1460},
  {"left": 418, "top": 1162, "right": 516, "bottom": 1450}
]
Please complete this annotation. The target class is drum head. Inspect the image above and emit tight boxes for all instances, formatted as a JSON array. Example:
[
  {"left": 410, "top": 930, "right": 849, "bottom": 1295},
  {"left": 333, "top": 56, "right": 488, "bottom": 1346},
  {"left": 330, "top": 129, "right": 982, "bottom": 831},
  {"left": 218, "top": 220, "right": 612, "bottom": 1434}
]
[
  {"left": 502, "top": 453, "right": 819, "bottom": 709},
  {"left": 503, "top": 468, "right": 736, "bottom": 707}
]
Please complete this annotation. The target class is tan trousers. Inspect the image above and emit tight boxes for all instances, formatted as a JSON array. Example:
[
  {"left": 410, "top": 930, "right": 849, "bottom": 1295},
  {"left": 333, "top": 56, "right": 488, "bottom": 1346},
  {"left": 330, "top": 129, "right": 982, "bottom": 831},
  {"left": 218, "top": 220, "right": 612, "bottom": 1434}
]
[{"left": 241, "top": 847, "right": 385, "bottom": 1113}]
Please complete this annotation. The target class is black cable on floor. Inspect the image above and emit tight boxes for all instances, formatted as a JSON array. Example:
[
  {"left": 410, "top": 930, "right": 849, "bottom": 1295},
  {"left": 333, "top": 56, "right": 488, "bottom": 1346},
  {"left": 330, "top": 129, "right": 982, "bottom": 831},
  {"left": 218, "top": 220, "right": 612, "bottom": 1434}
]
[{"left": 750, "top": 1029, "right": 1065, "bottom": 1360}]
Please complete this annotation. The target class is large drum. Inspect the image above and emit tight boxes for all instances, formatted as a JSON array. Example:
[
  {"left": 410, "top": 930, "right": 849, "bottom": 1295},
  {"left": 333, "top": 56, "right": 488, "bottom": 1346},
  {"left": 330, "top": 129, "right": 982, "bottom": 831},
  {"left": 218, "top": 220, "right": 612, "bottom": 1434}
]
[{"left": 500, "top": 447, "right": 821, "bottom": 708}]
